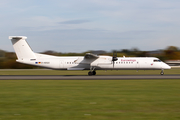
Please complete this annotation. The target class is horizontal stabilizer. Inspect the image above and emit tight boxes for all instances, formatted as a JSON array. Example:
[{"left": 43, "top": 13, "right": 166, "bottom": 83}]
[{"left": 9, "top": 36, "right": 27, "bottom": 40}]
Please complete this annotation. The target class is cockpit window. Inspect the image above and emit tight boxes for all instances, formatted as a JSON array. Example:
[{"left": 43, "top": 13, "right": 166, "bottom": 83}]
[{"left": 153, "top": 59, "right": 161, "bottom": 62}]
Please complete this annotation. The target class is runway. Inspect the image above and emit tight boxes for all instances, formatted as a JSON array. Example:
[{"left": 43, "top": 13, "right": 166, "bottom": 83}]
[{"left": 0, "top": 75, "right": 180, "bottom": 80}]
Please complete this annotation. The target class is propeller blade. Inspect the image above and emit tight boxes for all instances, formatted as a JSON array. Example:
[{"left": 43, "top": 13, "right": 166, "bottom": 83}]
[{"left": 112, "top": 51, "right": 118, "bottom": 68}]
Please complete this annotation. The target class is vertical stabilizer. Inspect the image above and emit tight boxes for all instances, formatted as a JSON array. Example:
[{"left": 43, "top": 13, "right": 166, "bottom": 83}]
[{"left": 9, "top": 36, "right": 36, "bottom": 60}]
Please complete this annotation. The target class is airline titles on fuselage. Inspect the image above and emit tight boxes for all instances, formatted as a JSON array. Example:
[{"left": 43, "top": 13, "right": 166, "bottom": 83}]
[{"left": 121, "top": 59, "right": 136, "bottom": 62}]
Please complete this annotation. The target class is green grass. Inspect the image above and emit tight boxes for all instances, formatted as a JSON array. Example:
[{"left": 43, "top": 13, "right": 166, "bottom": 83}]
[
  {"left": 0, "top": 68, "right": 179, "bottom": 75},
  {"left": 0, "top": 80, "right": 180, "bottom": 120}
]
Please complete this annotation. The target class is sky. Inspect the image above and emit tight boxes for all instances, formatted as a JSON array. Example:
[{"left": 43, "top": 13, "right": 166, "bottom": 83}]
[{"left": 1, "top": 0, "right": 180, "bottom": 53}]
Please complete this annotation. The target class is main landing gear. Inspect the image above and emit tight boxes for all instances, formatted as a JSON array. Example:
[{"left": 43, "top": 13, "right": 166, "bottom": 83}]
[
  {"left": 88, "top": 71, "right": 96, "bottom": 76},
  {"left": 160, "top": 69, "right": 164, "bottom": 75},
  {"left": 88, "top": 67, "right": 96, "bottom": 76}
]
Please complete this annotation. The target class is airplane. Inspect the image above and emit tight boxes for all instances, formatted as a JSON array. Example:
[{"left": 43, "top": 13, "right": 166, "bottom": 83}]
[{"left": 9, "top": 36, "right": 171, "bottom": 75}]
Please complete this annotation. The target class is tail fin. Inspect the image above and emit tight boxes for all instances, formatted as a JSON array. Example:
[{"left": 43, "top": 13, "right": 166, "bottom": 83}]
[{"left": 9, "top": 36, "right": 36, "bottom": 60}]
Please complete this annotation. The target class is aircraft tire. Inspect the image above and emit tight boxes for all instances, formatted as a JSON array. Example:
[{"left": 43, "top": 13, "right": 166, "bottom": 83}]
[
  {"left": 88, "top": 71, "right": 93, "bottom": 76},
  {"left": 160, "top": 70, "right": 164, "bottom": 75},
  {"left": 92, "top": 71, "right": 96, "bottom": 75}
]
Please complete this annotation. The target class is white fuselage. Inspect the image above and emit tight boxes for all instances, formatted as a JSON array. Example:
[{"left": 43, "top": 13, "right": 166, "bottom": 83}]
[
  {"left": 16, "top": 53, "right": 171, "bottom": 70},
  {"left": 9, "top": 36, "right": 171, "bottom": 75}
]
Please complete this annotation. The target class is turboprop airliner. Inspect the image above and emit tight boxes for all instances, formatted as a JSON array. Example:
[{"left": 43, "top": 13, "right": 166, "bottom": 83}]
[{"left": 9, "top": 36, "right": 171, "bottom": 75}]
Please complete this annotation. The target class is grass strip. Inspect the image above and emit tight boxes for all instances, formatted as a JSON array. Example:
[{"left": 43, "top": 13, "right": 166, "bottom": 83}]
[{"left": 0, "top": 80, "right": 180, "bottom": 120}]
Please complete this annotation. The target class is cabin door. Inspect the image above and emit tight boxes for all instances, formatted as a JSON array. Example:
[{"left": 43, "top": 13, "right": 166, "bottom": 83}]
[
  {"left": 136, "top": 61, "right": 140, "bottom": 69},
  {"left": 59, "top": 60, "right": 64, "bottom": 69}
]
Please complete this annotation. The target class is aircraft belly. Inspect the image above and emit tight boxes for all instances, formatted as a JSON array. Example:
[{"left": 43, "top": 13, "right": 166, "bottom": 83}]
[
  {"left": 66, "top": 63, "right": 90, "bottom": 70},
  {"left": 97, "top": 65, "right": 135, "bottom": 70}
]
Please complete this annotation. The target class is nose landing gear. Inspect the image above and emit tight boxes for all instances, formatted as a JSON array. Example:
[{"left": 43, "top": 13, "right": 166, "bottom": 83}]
[{"left": 160, "top": 69, "right": 164, "bottom": 75}]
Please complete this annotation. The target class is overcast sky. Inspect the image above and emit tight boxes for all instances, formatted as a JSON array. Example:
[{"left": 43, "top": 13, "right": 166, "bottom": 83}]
[{"left": 1, "top": 0, "right": 180, "bottom": 53}]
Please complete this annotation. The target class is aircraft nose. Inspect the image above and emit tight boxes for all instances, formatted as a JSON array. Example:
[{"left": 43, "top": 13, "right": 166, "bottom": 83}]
[{"left": 162, "top": 63, "right": 171, "bottom": 69}]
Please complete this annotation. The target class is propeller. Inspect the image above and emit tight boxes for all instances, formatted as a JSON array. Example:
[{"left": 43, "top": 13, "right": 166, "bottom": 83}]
[{"left": 112, "top": 51, "right": 118, "bottom": 68}]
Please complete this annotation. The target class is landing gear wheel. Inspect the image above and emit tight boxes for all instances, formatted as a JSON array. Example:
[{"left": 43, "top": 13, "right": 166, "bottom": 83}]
[
  {"left": 88, "top": 71, "right": 96, "bottom": 76},
  {"left": 88, "top": 71, "right": 93, "bottom": 76},
  {"left": 92, "top": 71, "right": 96, "bottom": 75},
  {"left": 160, "top": 70, "right": 164, "bottom": 75}
]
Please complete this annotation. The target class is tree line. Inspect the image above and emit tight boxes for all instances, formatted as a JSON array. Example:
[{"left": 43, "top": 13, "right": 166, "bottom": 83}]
[{"left": 0, "top": 46, "right": 179, "bottom": 69}]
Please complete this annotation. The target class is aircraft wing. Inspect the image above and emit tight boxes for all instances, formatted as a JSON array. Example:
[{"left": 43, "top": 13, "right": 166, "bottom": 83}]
[{"left": 84, "top": 53, "right": 99, "bottom": 59}]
